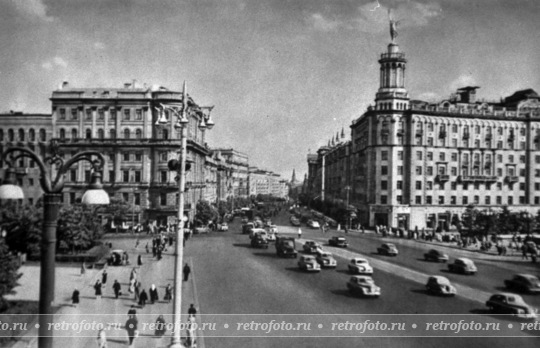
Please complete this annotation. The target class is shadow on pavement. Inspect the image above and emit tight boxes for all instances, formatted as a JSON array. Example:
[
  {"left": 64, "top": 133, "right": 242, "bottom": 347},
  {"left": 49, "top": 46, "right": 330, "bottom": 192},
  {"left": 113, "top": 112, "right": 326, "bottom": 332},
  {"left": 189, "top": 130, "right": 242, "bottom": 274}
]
[
  {"left": 232, "top": 243, "right": 251, "bottom": 248},
  {"left": 252, "top": 252, "right": 278, "bottom": 258}
]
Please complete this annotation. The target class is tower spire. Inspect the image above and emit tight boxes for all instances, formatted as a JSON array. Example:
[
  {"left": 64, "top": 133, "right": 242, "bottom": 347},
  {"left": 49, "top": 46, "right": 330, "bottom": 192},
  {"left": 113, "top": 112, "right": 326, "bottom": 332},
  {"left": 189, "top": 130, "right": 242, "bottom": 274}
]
[{"left": 291, "top": 169, "right": 297, "bottom": 183}]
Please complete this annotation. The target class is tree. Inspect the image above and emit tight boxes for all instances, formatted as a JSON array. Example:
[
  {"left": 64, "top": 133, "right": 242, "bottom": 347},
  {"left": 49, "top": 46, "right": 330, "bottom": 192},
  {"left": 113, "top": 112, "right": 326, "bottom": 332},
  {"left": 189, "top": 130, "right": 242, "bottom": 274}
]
[
  {"left": 103, "top": 198, "right": 131, "bottom": 233},
  {"left": 0, "top": 201, "right": 42, "bottom": 258},
  {"left": 462, "top": 204, "right": 481, "bottom": 236},
  {"left": 0, "top": 238, "right": 22, "bottom": 311},
  {"left": 194, "top": 200, "right": 218, "bottom": 226},
  {"left": 56, "top": 204, "right": 104, "bottom": 254}
]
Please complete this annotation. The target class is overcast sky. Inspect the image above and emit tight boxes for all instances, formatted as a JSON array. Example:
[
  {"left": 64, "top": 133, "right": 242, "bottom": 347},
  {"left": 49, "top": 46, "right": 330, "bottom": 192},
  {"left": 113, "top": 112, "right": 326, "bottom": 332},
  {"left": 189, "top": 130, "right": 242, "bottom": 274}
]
[{"left": 1, "top": 0, "right": 539, "bottom": 181}]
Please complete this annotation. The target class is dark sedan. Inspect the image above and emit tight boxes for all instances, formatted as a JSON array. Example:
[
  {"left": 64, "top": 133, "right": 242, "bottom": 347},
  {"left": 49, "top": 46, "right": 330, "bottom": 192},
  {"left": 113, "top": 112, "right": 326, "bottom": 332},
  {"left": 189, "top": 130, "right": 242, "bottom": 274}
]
[{"left": 424, "top": 249, "right": 449, "bottom": 262}]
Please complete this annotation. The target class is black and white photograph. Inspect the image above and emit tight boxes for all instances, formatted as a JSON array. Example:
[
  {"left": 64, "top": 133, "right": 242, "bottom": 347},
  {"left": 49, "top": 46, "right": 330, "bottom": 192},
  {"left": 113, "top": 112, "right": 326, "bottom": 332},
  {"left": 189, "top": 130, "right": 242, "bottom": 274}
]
[{"left": 0, "top": 0, "right": 539, "bottom": 347}]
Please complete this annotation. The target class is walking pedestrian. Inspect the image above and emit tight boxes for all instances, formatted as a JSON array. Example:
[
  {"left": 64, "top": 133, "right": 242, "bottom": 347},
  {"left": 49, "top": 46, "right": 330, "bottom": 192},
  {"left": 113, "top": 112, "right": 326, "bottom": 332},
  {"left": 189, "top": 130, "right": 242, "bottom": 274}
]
[
  {"left": 138, "top": 289, "right": 148, "bottom": 307},
  {"left": 80, "top": 262, "right": 86, "bottom": 276},
  {"left": 152, "top": 245, "right": 157, "bottom": 257},
  {"left": 145, "top": 243, "right": 149, "bottom": 254},
  {"left": 129, "top": 278, "right": 135, "bottom": 293},
  {"left": 298, "top": 228, "right": 302, "bottom": 239},
  {"left": 101, "top": 269, "right": 108, "bottom": 285},
  {"left": 522, "top": 244, "right": 529, "bottom": 260},
  {"left": 125, "top": 316, "right": 138, "bottom": 347},
  {"left": 135, "top": 238, "right": 140, "bottom": 249},
  {"left": 97, "top": 329, "right": 107, "bottom": 348},
  {"left": 113, "top": 280, "right": 122, "bottom": 299},
  {"left": 137, "top": 255, "right": 143, "bottom": 267},
  {"left": 155, "top": 315, "right": 166, "bottom": 337},
  {"left": 72, "top": 289, "right": 80, "bottom": 307},
  {"left": 127, "top": 305, "right": 137, "bottom": 319},
  {"left": 94, "top": 280, "right": 103, "bottom": 300},
  {"left": 188, "top": 303, "right": 197, "bottom": 318},
  {"left": 149, "top": 284, "right": 159, "bottom": 304},
  {"left": 183, "top": 263, "right": 191, "bottom": 281},
  {"left": 157, "top": 248, "right": 162, "bottom": 261},
  {"left": 130, "top": 268, "right": 137, "bottom": 282},
  {"left": 134, "top": 281, "right": 141, "bottom": 302},
  {"left": 164, "top": 284, "right": 172, "bottom": 303}
]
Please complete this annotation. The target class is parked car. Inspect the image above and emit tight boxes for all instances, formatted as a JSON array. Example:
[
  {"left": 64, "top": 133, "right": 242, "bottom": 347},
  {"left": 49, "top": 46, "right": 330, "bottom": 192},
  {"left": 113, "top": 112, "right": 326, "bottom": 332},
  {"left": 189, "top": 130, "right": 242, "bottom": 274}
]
[
  {"left": 251, "top": 233, "right": 269, "bottom": 249},
  {"left": 315, "top": 251, "right": 337, "bottom": 268},
  {"left": 348, "top": 258, "right": 373, "bottom": 275},
  {"left": 275, "top": 237, "right": 298, "bottom": 258},
  {"left": 504, "top": 274, "right": 540, "bottom": 294},
  {"left": 424, "top": 249, "right": 449, "bottom": 262},
  {"left": 303, "top": 240, "right": 322, "bottom": 254},
  {"left": 307, "top": 220, "right": 320, "bottom": 229},
  {"left": 193, "top": 226, "right": 209, "bottom": 234},
  {"left": 250, "top": 228, "right": 267, "bottom": 240},
  {"left": 377, "top": 243, "right": 398, "bottom": 256},
  {"left": 328, "top": 236, "right": 348, "bottom": 248},
  {"left": 290, "top": 216, "right": 301, "bottom": 226},
  {"left": 486, "top": 293, "right": 538, "bottom": 319},
  {"left": 425, "top": 276, "right": 456, "bottom": 296},
  {"left": 242, "top": 222, "right": 255, "bottom": 234},
  {"left": 346, "top": 276, "right": 381, "bottom": 297},
  {"left": 298, "top": 255, "right": 321, "bottom": 272},
  {"left": 217, "top": 222, "right": 229, "bottom": 232},
  {"left": 448, "top": 258, "right": 477, "bottom": 275},
  {"left": 266, "top": 224, "right": 278, "bottom": 234}
]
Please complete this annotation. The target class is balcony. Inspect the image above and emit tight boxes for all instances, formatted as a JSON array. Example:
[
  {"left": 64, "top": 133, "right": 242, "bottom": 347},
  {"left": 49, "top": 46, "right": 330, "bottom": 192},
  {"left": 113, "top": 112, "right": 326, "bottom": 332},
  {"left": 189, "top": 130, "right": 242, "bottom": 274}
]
[
  {"left": 415, "top": 130, "right": 423, "bottom": 137},
  {"left": 435, "top": 174, "right": 450, "bottom": 182},
  {"left": 150, "top": 181, "right": 179, "bottom": 188},
  {"left": 504, "top": 176, "right": 519, "bottom": 183},
  {"left": 380, "top": 52, "right": 406, "bottom": 60},
  {"left": 438, "top": 131, "right": 447, "bottom": 139},
  {"left": 485, "top": 134, "right": 492, "bottom": 141},
  {"left": 462, "top": 133, "right": 470, "bottom": 140},
  {"left": 457, "top": 175, "right": 498, "bottom": 183}
]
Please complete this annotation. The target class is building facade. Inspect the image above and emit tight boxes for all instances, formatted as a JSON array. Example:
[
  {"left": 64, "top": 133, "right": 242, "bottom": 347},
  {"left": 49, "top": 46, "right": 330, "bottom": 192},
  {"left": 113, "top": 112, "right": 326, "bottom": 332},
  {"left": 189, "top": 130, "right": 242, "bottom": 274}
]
[{"left": 308, "top": 39, "right": 540, "bottom": 231}]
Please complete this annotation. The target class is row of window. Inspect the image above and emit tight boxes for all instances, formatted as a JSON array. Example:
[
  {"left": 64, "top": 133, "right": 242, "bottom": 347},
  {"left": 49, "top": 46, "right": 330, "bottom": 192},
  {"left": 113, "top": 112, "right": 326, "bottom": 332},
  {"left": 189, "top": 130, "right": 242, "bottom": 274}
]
[
  {"left": 58, "top": 108, "right": 144, "bottom": 122},
  {"left": 0, "top": 128, "right": 47, "bottom": 142},
  {"left": 380, "top": 134, "right": 534, "bottom": 149},
  {"left": 383, "top": 150, "right": 540, "bottom": 164},
  {"left": 383, "top": 181, "right": 539, "bottom": 191},
  {"left": 58, "top": 128, "right": 171, "bottom": 140},
  {"left": 382, "top": 165, "right": 521, "bottom": 177},
  {"left": 381, "top": 195, "right": 540, "bottom": 205}
]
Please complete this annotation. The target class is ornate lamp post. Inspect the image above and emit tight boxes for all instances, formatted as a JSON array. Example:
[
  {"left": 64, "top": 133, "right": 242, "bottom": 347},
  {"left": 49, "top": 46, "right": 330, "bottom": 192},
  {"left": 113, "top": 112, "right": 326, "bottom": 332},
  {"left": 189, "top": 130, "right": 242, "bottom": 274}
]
[
  {"left": 156, "top": 82, "right": 214, "bottom": 348},
  {"left": 0, "top": 142, "right": 109, "bottom": 348}
]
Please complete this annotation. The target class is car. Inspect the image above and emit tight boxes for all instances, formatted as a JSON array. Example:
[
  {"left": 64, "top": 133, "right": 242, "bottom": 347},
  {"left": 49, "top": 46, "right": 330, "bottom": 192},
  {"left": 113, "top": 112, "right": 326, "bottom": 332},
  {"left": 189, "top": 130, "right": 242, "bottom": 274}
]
[
  {"left": 377, "top": 243, "right": 398, "bottom": 256},
  {"left": 424, "top": 249, "right": 449, "bottom": 262},
  {"left": 250, "top": 228, "right": 267, "bottom": 240},
  {"left": 290, "top": 217, "right": 301, "bottom": 226},
  {"left": 425, "top": 276, "right": 456, "bottom": 296},
  {"left": 346, "top": 276, "right": 381, "bottom": 297},
  {"left": 251, "top": 234, "right": 269, "bottom": 249},
  {"left": 266, "top": 224, "right": 278, "bottom": 234},
  {"left": 266, "top": 231, "right": 277, "bottom": 242},
  {"left": 328, "top": 236, "right": 348, "bottom": 248},
  {"left": 448, "top": 258, "right": 477, "bottom": 275},
  {"left": 108, "top": 249, "right": 126, "bottom": 266},
  {"left": 348, "top": 258, "right": 373, "bottom": 275},
  {"left": 486, "top": 293, "right": 538, "bottom": 319},
  {"left": 298, "top": 255, "right": 321, "bottom": 272},
  {"left": 217, "top": 222, "right": 229, "bottom": 232},
  {"left": 303, "top": 241, "right": 322, "bottom": 254},
  {"left": 242, "top": 222, "right": 255, "bottom": 234},
  {"left": 315, "top": 251, "right": 337, "bottom": 268},
  {"left": 275, "top": 237, "right": 298, "bottom": 258},
  {"left": 307, "top": 220, "right": 320, "bottom": 229},
  {"left": 193, "top": 226, "right": 209, "bottom": 234},
  {"left": 504, "top": 274, "right": 540, "bottom": 294}
]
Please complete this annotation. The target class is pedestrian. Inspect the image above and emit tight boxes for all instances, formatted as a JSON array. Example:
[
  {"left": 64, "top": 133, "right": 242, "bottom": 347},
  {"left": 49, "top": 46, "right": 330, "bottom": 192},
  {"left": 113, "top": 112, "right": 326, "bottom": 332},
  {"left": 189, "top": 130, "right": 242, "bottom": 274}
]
[
  {"left": 298, "top": 228, "right": 302, "bottom": 239},
  {"left": 80, "top": 262, "right": 86, "bottom": 276},
  {"left": 169, "top": 235, "right": 174, "bottom": 246},
  {"left": 94, "top": 280, "right": 103, "bottom": 300},
  {"left": 130, "top": 268, "right": 137, "bottom": 281},
  {"left": 137, "top": 255, "right": 143, "bottom": 267},
  {"left": 134, "top": 281, "right": 141, "bottom": 302},
  {"left": 135, "top": 238, "right": 140, "bottom": 249},
  {"left": 129, "top": 278, "right": 136, "bottom": 293},
  {"left": 522, "top": 244, "right": 528, "bottom": 260},
  {"left": 157, "top": 248, "right": 162, "bottom": 261},
  {"left": 149, "top": 284, "right": 159, "bottom": 304},
  {"left": 127, "top": 305, "right": 137, "bottom": 320},
  {"left": 125, "top": 316, "right": 138, "bottom": 347},
  {"left": 155, "top": 315, "right": 166, "bottom": 337},
  {"left": 72, "top": 289, "right": 80, "bottom": 307},
  {"left": 97, "top": 329, "right": 107, "bottom": 348},
  {"left": 152, "top": 245, "right": 157, "bottom": 257},
  {"left": 188, "top": 303, "right": 197, "bottom": 318},
  {"left": 145, "top": 243, "right": 149, "bottom": 254},
  {"left": 164, "top": 284, "right": 172, "bottom": 303},
  {"left": 102, "top": 269, "right": 108, "bottom": 285},
  {"left": 113, "top": 280, "right": 122, "bottom": 299},
  {"left": 138, "top": 289, "right": 148, "bottom": 307},
  {"left": 183, "top": 263, "right": 191, "bottom": 281}
]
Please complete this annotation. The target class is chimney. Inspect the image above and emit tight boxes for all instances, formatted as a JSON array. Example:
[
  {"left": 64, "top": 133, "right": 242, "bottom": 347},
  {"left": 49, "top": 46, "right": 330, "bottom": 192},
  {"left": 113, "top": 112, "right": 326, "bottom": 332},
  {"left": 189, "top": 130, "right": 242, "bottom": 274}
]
[
  {"left": 62, "top": 81, "right": 69, "bottom": 89},
  {"left": 124, "top": 82, "right": 132, "bottom": 89}
]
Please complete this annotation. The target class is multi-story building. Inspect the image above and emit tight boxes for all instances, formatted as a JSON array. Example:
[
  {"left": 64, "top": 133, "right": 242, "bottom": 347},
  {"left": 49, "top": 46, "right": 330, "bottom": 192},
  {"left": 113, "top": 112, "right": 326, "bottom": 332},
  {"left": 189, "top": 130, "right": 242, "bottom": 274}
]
[
  {"left": 212, "top": 148, "right": 249, "bottom": 198},
  {"left": 247, "top": 167, "right": 288, "bottom": 199},
  {"left": 50, "top": 81, "right": 213, "bottom": 225},
  {"left": 0, "top": 112, "right": 52, "bottom": 206},
  {"left": 308, "top": 38, "right": 540, "bottom": 231}
]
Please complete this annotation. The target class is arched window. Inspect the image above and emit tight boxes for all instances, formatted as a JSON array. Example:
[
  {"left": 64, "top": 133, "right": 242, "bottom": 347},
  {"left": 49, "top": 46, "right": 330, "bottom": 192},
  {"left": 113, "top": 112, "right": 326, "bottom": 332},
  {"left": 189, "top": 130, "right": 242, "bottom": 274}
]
[
  {"left": 97, "top": 129, "right": 104, "bottom": 139},
  {"left": 39, "top": 129, "right": 46, "bottom": 141},
  {"left": 135, "top": 128, "right": 142, "bottom": 139},
  {"left": 85, "top": 129, "right": 91, "bottom": 139},
  {"left": 110, "top": 129, "right": 116, "bottom": 139},
  {"left": 18, "top": 129, "right": 25, "bottom": 141},
  {"left": 29, "top": 129, "right": 35, "bottom": 141},
  {"left": 8, "top": 129, "right": 15, "bottom": 141},
  {"left": 124, "top": 128, "right": 130, "bottom": 139},
  {"left": 59, "top": 128, "right": 66, "bottom": 139},
  {"left": 71, "top": 129, "right": 78, "bottom": 139},
  {"left": 163, "top": 129, "right": 169, "bottom": 140}
]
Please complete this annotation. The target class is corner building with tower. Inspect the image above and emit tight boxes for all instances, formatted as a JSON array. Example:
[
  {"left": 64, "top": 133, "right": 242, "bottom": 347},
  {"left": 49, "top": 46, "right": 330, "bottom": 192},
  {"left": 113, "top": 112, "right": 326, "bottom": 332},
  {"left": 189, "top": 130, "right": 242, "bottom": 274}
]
[{"left": 308, "top": 39, "right": 540, "bottom": 231}]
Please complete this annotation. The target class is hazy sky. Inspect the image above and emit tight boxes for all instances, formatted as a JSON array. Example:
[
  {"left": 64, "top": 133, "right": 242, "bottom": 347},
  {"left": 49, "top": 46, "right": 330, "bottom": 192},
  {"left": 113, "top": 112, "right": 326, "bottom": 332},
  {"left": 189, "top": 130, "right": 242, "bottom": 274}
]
[{"left": 1, "top": 0, "right": 539, "bottom": 181}]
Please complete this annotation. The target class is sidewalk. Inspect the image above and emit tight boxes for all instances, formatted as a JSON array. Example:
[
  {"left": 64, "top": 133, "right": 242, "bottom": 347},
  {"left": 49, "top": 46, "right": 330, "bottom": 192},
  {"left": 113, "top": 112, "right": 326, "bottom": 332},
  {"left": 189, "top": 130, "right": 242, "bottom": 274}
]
[{"left": 7, "top": 236, "right": 204, "bottom": 348}]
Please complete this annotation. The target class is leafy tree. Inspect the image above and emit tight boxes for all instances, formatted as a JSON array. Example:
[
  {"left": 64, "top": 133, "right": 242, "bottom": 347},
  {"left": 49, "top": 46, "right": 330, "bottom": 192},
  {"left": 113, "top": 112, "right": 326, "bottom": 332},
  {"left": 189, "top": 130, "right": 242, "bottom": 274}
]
[
  {"left": 194, "top": 200, "right": 218, "bottom": 226},
  {"left": 462, "top": 204, "right": 481, "bottom": 236},
  {"left": 103, "top": 198, "right": 131, "bottom": 233},
  {"left": 0, "top": 238, "right": 22, "bottom": 311},
  {"left": 57, "top": 204, "right": 104, "bottom": 254},
  {"left": 0, "top": 201, "right": 42, "bottom": 258}
]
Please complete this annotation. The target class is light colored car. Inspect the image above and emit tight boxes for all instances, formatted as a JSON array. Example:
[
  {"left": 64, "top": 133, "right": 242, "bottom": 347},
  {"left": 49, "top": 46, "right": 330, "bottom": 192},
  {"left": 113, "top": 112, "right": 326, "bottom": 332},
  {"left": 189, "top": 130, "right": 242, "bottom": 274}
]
[
  {"left": 193, "top": 226, "right": 209, "bottom": 234},
  {"left": 377, "top": 243, "right": 398, "bottom": 256},
  {"left": 266, "top": 225, "right": 278, "bottom": 234},
  {"left": 486, "top": 293, "right": 538, "bottom": 319},
  {"left": 303, "top": 240, "right": 322, "bottom": 254},
  {"left": 298, "top": 255, "right": 321, "bottom": 272},
  {"left": 348, "top": 258, "right": 373, "bottom": 275},
  {"left": 448, "top": 258, "right": 477, "bottom": 275},
  {"left": 424, "top": 249, "right": 449, "bottom": 262},
  {"left": 316, "top": 251, "right": 337, "bottom": 268},
  {"left": 217, "top": 222, "right": 228, "bottom": 232},
  {"left": 250, "top": 228, "right": 267, "bottom": 240},
  {"left": 307, "top": 220, "right": 320, "bottom": 229},
  {"left": 504, "top": 274, "right": 540, "bottom": 294},
  {"left": 328, "top": 236, "right": 348, "bottom": 247},
  {"left": 347, "top": 276, "right": 381, "bottom": 297},
  {"left": 426, "top": 276, "right": 456, "bottom": 296}
]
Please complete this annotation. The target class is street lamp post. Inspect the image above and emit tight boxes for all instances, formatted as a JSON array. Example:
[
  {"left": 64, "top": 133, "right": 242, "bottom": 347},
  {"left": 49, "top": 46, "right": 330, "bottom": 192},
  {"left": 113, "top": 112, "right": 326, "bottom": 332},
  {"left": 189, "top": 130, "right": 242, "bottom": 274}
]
[
  {"left": 157, "top": 82, "right": 214, "bottom": 348},
  {"left": 0, "top": 142, "right": 109, "bottom": 348}
]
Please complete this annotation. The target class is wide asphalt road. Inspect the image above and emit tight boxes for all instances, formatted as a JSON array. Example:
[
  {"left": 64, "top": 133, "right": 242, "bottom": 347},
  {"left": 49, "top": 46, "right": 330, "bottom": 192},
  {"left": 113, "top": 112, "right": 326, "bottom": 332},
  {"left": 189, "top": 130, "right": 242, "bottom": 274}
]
[{"left": 188, "top": 211, "right": 540, "bottom": 348}]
